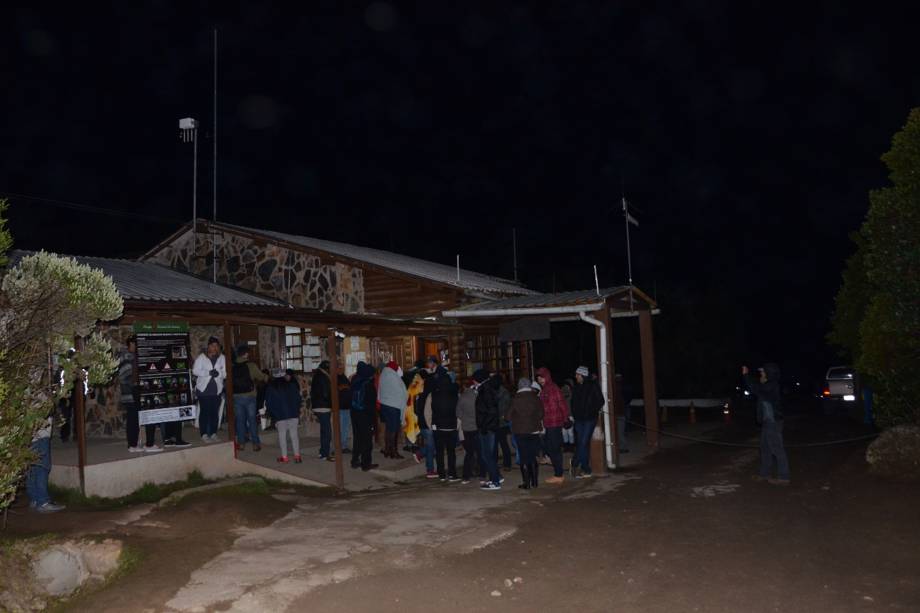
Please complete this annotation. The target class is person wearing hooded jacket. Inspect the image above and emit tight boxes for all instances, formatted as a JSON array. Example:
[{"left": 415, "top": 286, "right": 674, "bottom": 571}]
[
  {"left": 378, "top": 360, "right": 408, "bottom": 459},
  {"left": 507, "top": 377, "right": 544, "bottom": 490},
  {"left": 457, "top": 379, "right": 482, "bottom": 483},
  {"left": 266, "top": 369, "right": 303, "bottom": 463},
  {"left": 475, "top": 369, "right": 503, "bottom": 490},
  {"left": 350, "top": 361, "right": 379, "bottom": 471},
  {"left": 536, "top": 367, "right": 570, "bottom": 484},
  {"left": 743, "top": 363, "right": 790, "bottom": 485},
  {"left": 570, "top": 366, "right": 605, "bottom": 478}
]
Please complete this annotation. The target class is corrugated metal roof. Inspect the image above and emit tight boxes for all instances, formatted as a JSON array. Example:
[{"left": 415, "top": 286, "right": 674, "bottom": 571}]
[
  {"left": 221, "top": 223, "right": 535, "bottom": 296},
  {"left": 446, "top": 287, "right": 632, "bottom": 312},
  {"left": 9, "top": 251, "right": 284, "bottom": 307}
]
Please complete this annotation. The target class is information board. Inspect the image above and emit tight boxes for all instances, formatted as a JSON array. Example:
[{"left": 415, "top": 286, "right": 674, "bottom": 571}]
[{"left": 133, "top": 321, "right": 197, "bottom": 425}]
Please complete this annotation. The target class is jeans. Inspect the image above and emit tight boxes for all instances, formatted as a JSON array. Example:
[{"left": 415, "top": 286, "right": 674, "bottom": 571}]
[
  {"left": 198, "top": 395, "right": 221, "bottom": 437},
  {"left": 339, "top": 410, "right": 351, "bottom": 450},
  {"left": 419, "top": 428, "right": 435, "bottom": 471},
  {"left": 277, "top": 417, "right": 300, "bottom": 457},
  {"left": 544, "top": 427, "right": 564, "bottom": 477},
  {"left": 462, "top": 430, "right": 482, "bottom": 480},
  {"left": 760, "top": 420, "right": 790, "bottom": 480},
  {"left": 316, "top": 411, "right": 331, "bottom": 457},
  {"left": 351, "top": 409, "right": 374, "bottom": 469},
  {"left": 434, "top": 430, "right": 457, "bottom": 478},
  {"left": 26, "top": 437, "right": 52, "bottom": 507},
  {"left": 574, "top": 420, "right": 594, "bottom": 473},
  {"left": 516, "top": 433, "right": 540, "bottom": 466},
  {"left": 234, "top": 395, "right": 259, "bottom": 445},
  {"left": 125, "top": 401, "right": 156, "bottom": 448},
  {"left": 381, "top": 404, "right": 401, "bottom": 435},
  {"left": 478, "top": 431, "right": 501, "bottom": 485},
  {"left": 496, "top": 425, "right": 513, "bottom": 468}
]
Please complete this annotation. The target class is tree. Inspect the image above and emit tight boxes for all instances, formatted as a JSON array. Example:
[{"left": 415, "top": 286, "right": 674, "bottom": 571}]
[
  {"left": 0, "top": 200, "right": 124, "bottom": 511},
  {"left": 830, "top": 109, "right": 920, "bottom": 426}
]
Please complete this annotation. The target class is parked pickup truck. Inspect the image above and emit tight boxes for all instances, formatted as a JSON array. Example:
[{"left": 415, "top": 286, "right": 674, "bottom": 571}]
[{"left": 823, "top": 366, "right": 858, "bottom": 405}]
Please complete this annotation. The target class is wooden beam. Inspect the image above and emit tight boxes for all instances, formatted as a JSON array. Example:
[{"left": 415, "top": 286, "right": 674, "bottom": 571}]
[
  {"left": 223, "top": 322, "right": 237, "bottom": 455},
  {"left": 327, "top": 331, "right": 344, "bottom": 490},
  {"left": 638, "top": 309, "right": 659, "bottom": 449}
]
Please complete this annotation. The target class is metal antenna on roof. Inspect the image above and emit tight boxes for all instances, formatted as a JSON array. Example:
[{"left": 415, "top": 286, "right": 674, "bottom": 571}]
[
  {"left": 512, "top": 228, "right": 518, "bottom": 282},
  {"left": 212, "top": 27, "right": 218, "bottom": 284},
  {"left": 593, "top": 265, "right": 600, "bottom": 296},
  {"left": 179, "top": 117, "right": 199, "bottom": 266}
]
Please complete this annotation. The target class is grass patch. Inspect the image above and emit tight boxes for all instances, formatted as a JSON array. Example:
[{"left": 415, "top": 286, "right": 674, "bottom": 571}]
[{"left": 48, "top": 470, "right": 211, "bottom": 510}]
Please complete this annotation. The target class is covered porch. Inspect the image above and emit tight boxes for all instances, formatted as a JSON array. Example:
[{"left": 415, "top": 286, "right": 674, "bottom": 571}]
[{"left": 444, "top": 286, "right": 662, "bottom": 470}]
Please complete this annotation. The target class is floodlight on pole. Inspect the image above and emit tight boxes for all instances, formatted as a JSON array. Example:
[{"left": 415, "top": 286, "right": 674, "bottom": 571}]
[{"left": 179, "top": 117, "right": 199, "bottom": 266}]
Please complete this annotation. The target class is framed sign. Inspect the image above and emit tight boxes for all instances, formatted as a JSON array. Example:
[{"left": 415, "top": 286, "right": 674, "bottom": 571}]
[{"left": 133, "top": 321, "right": 197, "bottom": 425}]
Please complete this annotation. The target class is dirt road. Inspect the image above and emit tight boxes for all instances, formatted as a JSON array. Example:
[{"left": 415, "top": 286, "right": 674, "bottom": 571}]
[{"left": 29, "top": 414, "right": 920, "bottom": 612}]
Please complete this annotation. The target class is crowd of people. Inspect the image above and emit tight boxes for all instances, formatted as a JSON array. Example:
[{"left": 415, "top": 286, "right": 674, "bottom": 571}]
[{"left": 321, "top": 354, "right": 611, "bottom": 491}]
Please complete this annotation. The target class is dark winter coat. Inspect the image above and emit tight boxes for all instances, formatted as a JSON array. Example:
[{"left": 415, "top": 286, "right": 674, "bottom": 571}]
[
  {"left": 310, "top": 368, "right": 333, "bottom": 409},
  {"left": 744, "top": 363, "right": 783, "bottom": 422},
  {"left": 571, "top": 379, "right": 605, "bottom": 422},
  {"left": 431, "top": 377, "right": 459, "bottom": 431},
  {"left": 475, "top": 376, "right": 502, "bottom": 433},
  {"left": 507, "top": 389, "right": 544, "bottom": 435},
  {"left": 350, "top": 362, "right": 377, "bottom": 412},
  {"left": 265, "top": 378, "right": 302, "bottom": 421}
]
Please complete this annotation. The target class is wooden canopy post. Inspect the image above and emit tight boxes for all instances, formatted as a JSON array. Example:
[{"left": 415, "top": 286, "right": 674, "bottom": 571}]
[
  {"left": 327, "top": 330, "right": 345, "bottom": 490},
  {"left": 74, "top": 335, "right": 87, "bottom": 494},
  {"left": 638, "top": 309, "right": 660, "bottom": 448},
  {"left": 223, "top": 322, "right": 237, "bottom": 455}
]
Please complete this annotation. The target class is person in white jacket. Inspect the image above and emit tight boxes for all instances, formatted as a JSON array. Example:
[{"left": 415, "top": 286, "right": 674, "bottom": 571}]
[
  {"left": 378, "top": 361, "right": 408, "bottom": 459},
  {"left": 193, "top": 337, "right": 226, "bottom": 442}
]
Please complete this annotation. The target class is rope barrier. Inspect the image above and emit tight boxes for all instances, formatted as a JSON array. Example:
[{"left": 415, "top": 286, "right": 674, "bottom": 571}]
[{"left": 625, "top": 420, "right": 878, "bottom": 449}]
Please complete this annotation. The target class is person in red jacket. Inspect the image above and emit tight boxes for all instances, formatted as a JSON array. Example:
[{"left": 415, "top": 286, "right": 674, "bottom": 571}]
[{"left": 536, "top": 367, "right": 571, "bottom": 484}]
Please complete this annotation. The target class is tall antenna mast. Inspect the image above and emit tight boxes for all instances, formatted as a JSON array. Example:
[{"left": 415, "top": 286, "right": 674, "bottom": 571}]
[
  {"left": 212, "top": 27, "right": 218, "bottom": 283},
  {"left": 512, "top": 227, "right": 518, "bottom": 281},
  {"left": 179, "top": 118, "right": 199, "bottom": 267},
  {"left": 623, "top": 195, "right": 639, "bottom": 311}
]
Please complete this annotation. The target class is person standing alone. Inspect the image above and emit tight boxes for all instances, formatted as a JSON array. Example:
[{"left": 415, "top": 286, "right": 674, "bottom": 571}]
[
  {"left": 743, "top": 363, "right": 790, "bottom": 486},
  {"left": 570, "top": 366, "right": 604, "bottom": 478}
]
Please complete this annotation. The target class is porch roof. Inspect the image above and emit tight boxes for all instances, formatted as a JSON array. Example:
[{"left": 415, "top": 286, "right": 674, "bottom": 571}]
[{"left": 442, "top": 286, "right": 657, "bottom": 318}]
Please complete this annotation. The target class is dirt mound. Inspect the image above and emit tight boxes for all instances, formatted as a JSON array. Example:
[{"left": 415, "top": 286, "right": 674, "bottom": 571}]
[{"left": 866, "top": 425, "right": 920, "bottom": 480}]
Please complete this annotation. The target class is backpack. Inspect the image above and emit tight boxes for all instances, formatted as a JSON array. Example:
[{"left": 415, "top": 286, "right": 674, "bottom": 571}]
[
  {"left": 351, "top": 380, "right": 367, "bottom": 411},
  {"left": 233, "top": 361, "right": 254, "bottom": 394}
]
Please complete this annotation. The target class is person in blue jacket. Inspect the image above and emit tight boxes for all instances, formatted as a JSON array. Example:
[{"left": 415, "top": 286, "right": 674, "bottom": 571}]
[{"left": 265, "top": 368, "right": 303, "bottom": 463}]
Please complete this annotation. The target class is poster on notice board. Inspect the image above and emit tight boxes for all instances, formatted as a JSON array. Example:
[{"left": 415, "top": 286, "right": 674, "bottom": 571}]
[{"left": 133, "top": 321, "right": 197, "bottom": 425}]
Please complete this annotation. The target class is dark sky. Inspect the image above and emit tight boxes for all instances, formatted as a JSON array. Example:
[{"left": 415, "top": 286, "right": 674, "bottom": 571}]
[{"left": 4, "top": 2, "right": 920, "bottom": 380}]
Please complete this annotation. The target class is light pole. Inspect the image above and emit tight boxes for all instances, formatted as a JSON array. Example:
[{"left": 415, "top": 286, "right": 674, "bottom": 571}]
[{"left": 179, "top": 117, "right": 199, "bottom": 269}]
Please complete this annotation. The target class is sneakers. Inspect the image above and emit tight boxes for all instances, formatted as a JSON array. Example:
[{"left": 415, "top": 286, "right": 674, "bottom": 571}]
[
  {"left": 208, "top": 434, "right": 220, "bottom": 443},
  {"left": 128, "top": 446, "right": 145, "bottom": 453},
  {"left": 480, "top": 482, "right": 502, "bottom": 491},
  {"left": 545, "top": 476, "right": 565, "bottom": 485},
  {"left": 426, "top": 471, "right": 438, "bottom": 479},
  {"left": 461, "top": 479, "right": 471, "bottom": 485},
  {"left": 767, "top": 478, "right": 791, "bottom": 486},
  {"left": 173, "top": 439, "right": 192, "bottom": 448},
  {"left": 293, "top": 455, "right": 303, "bottom": 464},
  {"left": 163, "top": 439, "right": 176, "bottom": 448},
  {"left": 361, "top": 463, "right": 379, "bottom": 472},
  {"left": 439, "top": 476, "right": 447, "bottom": 482},
  {"left": 277, "top": 456, "right": 290, "bottom": 463},
  {"left": 448, "top": 476, "right": 461, "bottom": 483},
  {"left": 202, "top": 435, "right": 212, "bottom": 444},
  {"left": 33, "top": 501, "right": 65, "bottom": 513},
  {"left": 144, "top": 445, "right": 163, "bottom": 453},
  {"left": 413, "top": 452, "right": 422, "bottom": 464}
]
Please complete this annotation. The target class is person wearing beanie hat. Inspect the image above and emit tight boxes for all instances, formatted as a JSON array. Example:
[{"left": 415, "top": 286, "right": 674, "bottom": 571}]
[
  {"left": 507, "top": 377, "right": 544, "bottom": 489},
  {"left": 570, "top": 366, "right": 605, "bottom": 479},
  {"left": 472, "top": 368, "right": 490, "bottom": 384},
  {"left": 475, "top": 371, "right": 504, "bottom": 490},
  {"left": 378, "top": 360, "right": 408, "bottom": 459}
]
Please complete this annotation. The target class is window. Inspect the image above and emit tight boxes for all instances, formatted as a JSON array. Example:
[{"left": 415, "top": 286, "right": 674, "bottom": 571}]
[{"left": 285, "top": 327, "right": 322, "bottom": 373}]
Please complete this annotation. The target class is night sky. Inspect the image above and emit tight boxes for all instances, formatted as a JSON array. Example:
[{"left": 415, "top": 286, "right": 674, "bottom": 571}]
[{"left": 4, "top": 2, "right": 920, "bottom": 388}]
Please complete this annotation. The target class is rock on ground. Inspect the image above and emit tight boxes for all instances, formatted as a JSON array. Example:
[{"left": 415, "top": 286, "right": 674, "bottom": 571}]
[{"left": 866, "top": 425, "right": 920, "bottom": 480}]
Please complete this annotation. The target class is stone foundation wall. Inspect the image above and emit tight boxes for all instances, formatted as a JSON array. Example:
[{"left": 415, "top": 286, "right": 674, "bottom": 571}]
[{"left": 148, "top": 228, "right": 364, "bottom": 313}]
